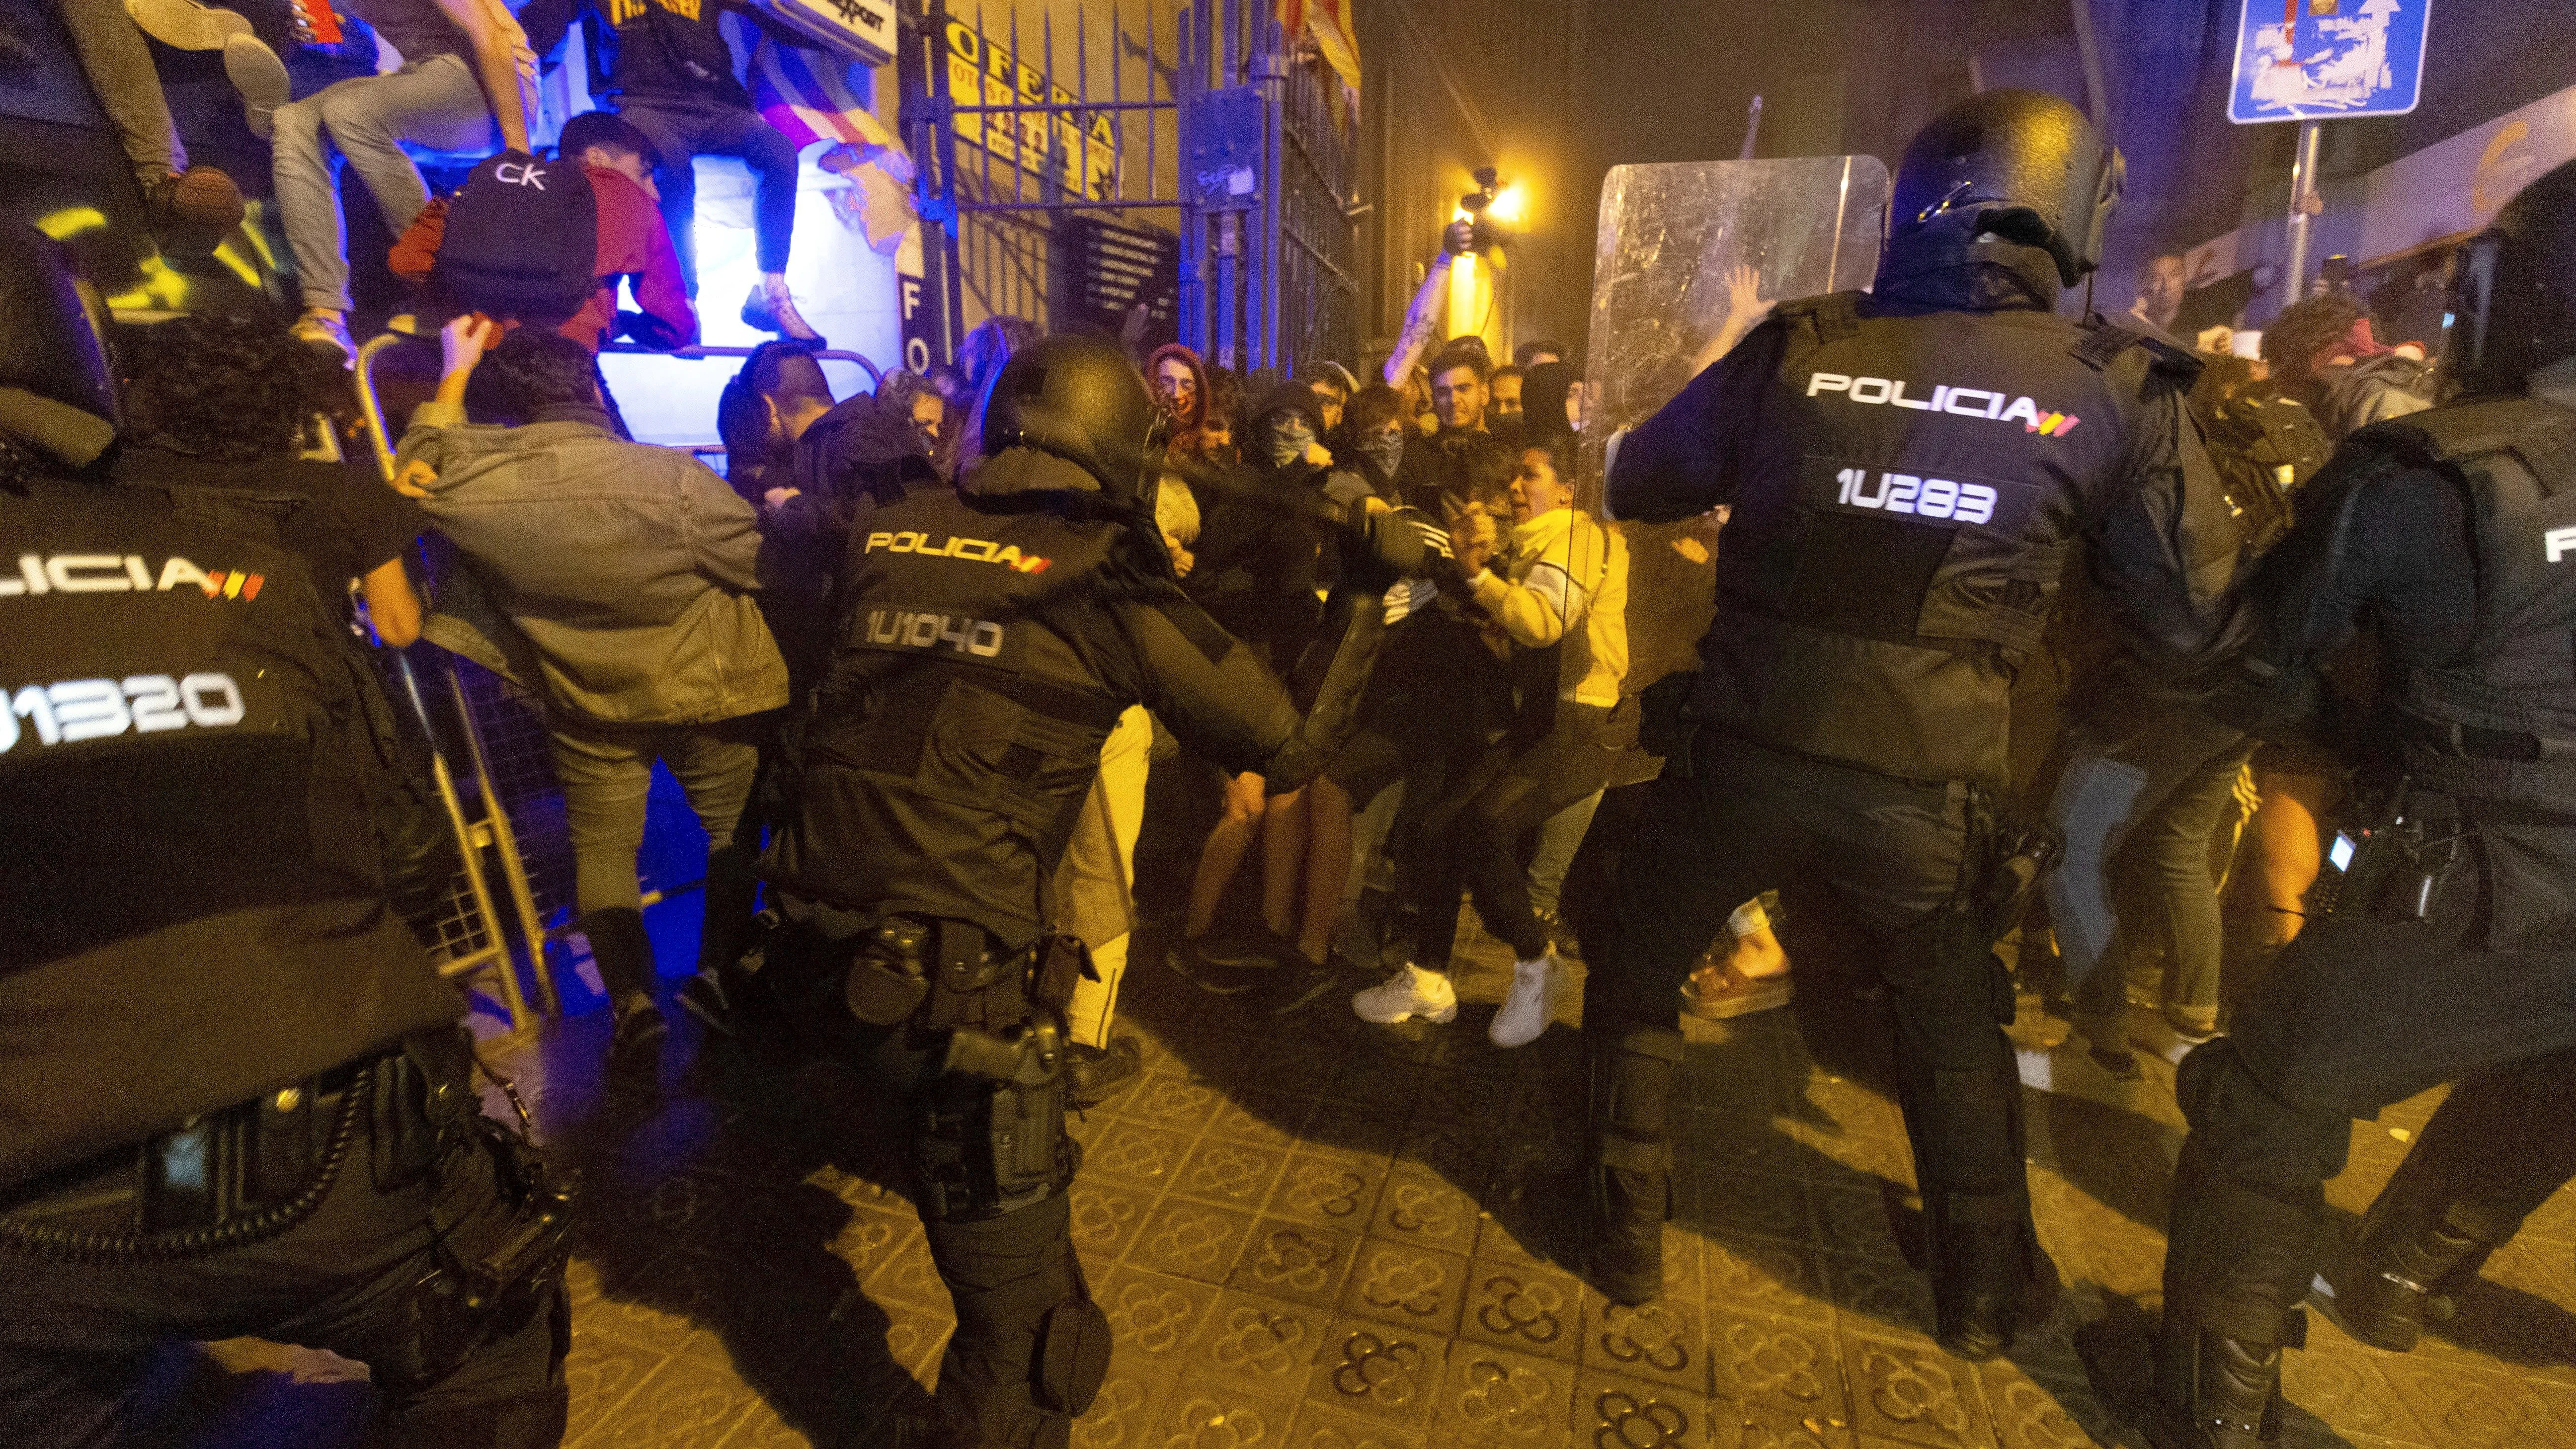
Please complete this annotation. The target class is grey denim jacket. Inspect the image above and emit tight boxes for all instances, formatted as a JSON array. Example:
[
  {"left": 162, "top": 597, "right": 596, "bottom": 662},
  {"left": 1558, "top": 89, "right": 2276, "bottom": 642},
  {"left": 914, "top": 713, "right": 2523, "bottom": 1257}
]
[{"left": 400, "top": 404, "right": 789, "bottom": 726}]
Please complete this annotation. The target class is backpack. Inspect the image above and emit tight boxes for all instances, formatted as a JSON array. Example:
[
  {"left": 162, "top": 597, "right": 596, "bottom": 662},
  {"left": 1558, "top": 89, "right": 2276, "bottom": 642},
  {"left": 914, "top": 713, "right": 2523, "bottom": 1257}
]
[
  {"left": 2203, "top": 389, "right": 2334, "bottom": 556},
  {"left": 428, "top": 149, "right": 598, "bottom": 325}
]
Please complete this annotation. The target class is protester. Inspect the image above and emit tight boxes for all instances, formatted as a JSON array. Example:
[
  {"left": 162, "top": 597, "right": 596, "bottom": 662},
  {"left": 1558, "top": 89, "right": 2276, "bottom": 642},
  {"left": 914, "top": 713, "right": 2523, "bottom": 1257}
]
[
  {"left": 119, "top": 309, "right": 428, "bottom": 646},
  {"left": 1488, "top": 364, "right": 1524, "bottom": 426},
  {"left": 271, "top": 0, "right": 535, "bottom": 361},
  {"left": 1148, "top": 342, "right": 1210, "bottom": 460},
  {"left": 1354, "top": 435, "right": 1627, "bottom": 1043},
  {"left": 2129, "top": 252, "right": 2187, "bottom": 334},
  {"left": 52, "top": 0, "right": 249, "bottom": 254},
  {"left": 389, "top": 110, "right": 697, "bottom": 355},
  {"left": 1391, "top": 343, "right": 1511, "bottom": 514},
  {"left": 401, "top": 320, "right": 787, "bottom": 1055},
  {"left": 519, "top": 0, "right": 823, "bottom": 340}
]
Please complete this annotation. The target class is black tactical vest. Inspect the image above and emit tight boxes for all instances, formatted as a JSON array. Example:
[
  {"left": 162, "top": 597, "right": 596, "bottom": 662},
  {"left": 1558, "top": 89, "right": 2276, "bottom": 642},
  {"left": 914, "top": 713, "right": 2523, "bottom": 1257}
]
[
  {"left": 1691, "top": 292, "right": 2190, "bottom": 784},
  {"left": 2364, "top": 398, "right": 2576, "bottom": 807},
  {"left": 763, "top": 480, "right": 1139, "bottom": 949},
  {"left": 0, "top": 479, "right": 461, "bottom": 1190}
]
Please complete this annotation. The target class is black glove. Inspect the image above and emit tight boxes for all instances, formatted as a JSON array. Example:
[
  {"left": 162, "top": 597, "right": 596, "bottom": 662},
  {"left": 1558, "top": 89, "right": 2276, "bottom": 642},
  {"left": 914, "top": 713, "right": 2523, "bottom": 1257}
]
[{"left": 1338, "top": 503, "right": 1448, "bottom": 593}]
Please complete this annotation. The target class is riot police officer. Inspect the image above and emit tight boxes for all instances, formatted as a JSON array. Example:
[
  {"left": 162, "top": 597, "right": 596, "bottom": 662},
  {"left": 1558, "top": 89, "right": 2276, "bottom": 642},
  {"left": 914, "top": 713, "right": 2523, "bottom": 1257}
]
[
  {"left": 753, "top": 333, "right": 1434, "bottom": 1448},
  {"left": 1585, "top": 89, "right": 2240, "bottom": 1359},
  {"left": 2091, "top": 159, "right": 2576, "bottom": 1449},
  {"left": 0, "top": 228, "right": 571, "bottom": 1444}
]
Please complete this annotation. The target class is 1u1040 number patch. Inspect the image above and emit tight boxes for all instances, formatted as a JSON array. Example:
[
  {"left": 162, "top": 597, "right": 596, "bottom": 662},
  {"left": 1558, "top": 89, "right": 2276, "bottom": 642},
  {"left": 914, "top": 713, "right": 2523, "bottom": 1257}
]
[
  {"left": 863, "top": 609, "right": 1005, "bottom": 658},
  {"left": 3, "top": 673, "right": 246, "bottom": 753}
]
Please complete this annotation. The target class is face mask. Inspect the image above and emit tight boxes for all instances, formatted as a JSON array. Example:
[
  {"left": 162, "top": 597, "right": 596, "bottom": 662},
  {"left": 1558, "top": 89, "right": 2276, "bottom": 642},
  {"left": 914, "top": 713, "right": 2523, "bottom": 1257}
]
[
  {"left": 1265, "top": 414, "right": 1315, "bottom": 468},
  {"left": 1355, "top": 430, "right": 1405, "bottom": 476}
]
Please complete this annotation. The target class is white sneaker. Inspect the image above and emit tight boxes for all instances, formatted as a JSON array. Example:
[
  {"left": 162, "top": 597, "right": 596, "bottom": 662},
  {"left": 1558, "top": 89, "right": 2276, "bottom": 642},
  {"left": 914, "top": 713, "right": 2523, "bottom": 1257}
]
[
  {"left": 1489, "top": 953, "right": 1561, "bottom": 1047},
  {"left": 1353, "top": 964, "right": 1457, "bottom": 1025}
]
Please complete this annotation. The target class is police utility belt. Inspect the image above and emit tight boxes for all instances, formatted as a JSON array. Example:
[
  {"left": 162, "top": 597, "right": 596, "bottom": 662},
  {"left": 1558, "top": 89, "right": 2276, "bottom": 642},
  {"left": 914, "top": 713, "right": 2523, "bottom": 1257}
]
[
  {"left": 0, "top": 1028, "right": 571, "bottom": 1297},
  {"left": 843, "top": 916, "right": 1092, "bottom": 1088}
]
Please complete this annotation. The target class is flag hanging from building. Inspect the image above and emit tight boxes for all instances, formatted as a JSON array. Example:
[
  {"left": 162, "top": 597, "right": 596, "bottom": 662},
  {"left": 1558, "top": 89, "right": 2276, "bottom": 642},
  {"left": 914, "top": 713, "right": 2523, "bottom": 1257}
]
[
  {"left": 1279, "top": 0, "right": 1361, "bottom": 97},
  {"left": 752, "top": 38, "right": 901, "bottom": 153}
]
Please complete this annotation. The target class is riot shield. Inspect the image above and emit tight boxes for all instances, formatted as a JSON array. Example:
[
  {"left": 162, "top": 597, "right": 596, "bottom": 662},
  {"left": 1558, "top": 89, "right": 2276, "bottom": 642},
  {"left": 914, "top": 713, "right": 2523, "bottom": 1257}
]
[{"left": 1576, "top": 156, "right": 1889, "bottom": 694}]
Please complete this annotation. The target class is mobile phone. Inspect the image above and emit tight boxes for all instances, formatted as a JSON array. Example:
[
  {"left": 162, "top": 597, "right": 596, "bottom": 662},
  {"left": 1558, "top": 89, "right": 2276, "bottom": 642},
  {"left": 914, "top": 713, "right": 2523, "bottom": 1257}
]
[{"left": 2329, "top": 833, "right": 2357, "bottom": 873}]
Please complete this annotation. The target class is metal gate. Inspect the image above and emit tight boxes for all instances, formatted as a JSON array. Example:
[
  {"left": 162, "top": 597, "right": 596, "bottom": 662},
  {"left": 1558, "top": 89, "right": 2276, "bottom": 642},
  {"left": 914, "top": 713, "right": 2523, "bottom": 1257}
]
[{"left": 899, "top": 0, "right": 1358, "bottom": 376}]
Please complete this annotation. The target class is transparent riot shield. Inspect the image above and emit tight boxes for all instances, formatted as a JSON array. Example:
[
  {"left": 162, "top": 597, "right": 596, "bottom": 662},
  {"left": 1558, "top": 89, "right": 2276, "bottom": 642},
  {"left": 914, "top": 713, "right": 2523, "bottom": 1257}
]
[{"left": 1576, "top": 156, "right": 1890, "bottom": 694}]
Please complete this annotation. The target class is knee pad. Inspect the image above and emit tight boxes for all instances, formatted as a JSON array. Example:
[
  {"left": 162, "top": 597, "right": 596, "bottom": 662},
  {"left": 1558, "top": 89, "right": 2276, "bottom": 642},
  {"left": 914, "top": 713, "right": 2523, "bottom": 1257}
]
[
  {"left": 925, "top": 1196, "right": 1110, "bottom": 1440},
  {"left": 2175, "top": 1037, "right": 2350, "bottom": 1189}
]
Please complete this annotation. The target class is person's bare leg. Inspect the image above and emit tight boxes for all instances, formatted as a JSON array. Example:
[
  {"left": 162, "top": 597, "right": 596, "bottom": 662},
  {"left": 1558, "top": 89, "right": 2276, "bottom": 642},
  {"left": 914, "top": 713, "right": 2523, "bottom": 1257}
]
[
  {"left": 1182, "top": 771, "right": 1269, "bottom": 941},
  {"left": 1261, "top": 787, "right": 1308, "bottom": 939},
  {"left": 1297, "top": 778, "right": 1353, "bottom": 965},
  {"left": 1727, "top": 917, "right": 1790, "bottom": 978},
  {"left": 2254, "top": 767, "right": 2337, "bottom": 946}
]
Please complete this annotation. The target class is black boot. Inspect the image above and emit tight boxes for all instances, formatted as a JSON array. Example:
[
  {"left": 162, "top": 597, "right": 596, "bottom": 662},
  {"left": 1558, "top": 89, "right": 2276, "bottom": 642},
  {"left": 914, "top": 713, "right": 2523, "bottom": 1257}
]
[
  {"left": 1582, "top": 1020, "right": 1681, "bottom": 1305},
  {"left": 2143, "top": 1320, "right": 2285, "bottom": 1449},
  {"left": 1066, "top": 1037, "right": 1143, "bottom": 1108},
  {"left": 924, "top": 1195, "right": 1110, "bottom": 1449},
  {"left": 2315, "top": 1194, "right": 2495, "bottom": 1351},
  {"left": 1928, "top": 1192, "right": 2054, "bottom": 1360}
]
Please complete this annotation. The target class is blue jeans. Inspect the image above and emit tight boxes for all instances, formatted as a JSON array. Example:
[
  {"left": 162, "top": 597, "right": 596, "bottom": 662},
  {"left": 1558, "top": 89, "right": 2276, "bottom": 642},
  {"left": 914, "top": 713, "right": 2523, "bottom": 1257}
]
[
  {"left": 2043, "top": 706, "right": 2252, "bottom": 1034},
  {"left": 270, "top": 54, "right": 495, "bottom": 312}
]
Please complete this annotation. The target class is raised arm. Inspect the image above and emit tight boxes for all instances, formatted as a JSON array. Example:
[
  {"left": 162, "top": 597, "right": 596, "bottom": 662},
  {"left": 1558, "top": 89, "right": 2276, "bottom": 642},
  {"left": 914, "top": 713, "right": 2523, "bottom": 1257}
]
[
  {"left": 1382, "top": 220, "right": 1475, "bottom": 386},
  {"left": 430, "top": 0, "right": 532, "bottom": 153}
]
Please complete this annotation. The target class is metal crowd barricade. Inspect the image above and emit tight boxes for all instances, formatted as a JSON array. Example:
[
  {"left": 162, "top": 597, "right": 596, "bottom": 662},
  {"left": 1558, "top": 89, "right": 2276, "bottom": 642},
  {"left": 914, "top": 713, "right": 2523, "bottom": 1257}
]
[
  {"left": 353, "top": 331, "right": 558, "bottom": 1026},
  {"left": 354, "top": 330, "right": 873, "bottom": 1013}
]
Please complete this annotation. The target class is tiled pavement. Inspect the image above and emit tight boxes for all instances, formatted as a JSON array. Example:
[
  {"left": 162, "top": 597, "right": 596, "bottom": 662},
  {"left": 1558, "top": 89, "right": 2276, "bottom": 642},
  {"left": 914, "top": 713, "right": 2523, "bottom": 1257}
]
[{"left": 179, "top": 919, "right": 2576, "bottom": 1448}]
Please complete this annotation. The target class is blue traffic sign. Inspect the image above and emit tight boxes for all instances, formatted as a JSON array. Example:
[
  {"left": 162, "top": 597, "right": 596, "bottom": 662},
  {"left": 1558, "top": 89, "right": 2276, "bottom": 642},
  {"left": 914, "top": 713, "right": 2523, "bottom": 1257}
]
[{"left": 2229, "top": 0, "right": 2430, "bottom": 124}]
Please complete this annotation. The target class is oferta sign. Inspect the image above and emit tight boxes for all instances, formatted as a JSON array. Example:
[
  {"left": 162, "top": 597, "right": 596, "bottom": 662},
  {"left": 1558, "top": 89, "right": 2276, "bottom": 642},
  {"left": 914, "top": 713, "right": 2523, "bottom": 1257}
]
[{"left": 943, "top": 20, "right": 1116, "bottom": 203}]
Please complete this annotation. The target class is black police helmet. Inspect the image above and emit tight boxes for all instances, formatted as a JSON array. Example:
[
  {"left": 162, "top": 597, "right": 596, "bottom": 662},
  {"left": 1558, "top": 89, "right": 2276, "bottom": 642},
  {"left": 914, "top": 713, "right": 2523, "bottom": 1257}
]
[
  {"left": 982, "top": 333, "right": 1167, "bottom": 505},
  {"left": 1888, "top": 89, "right": 2123, "bottom": 289},
  {"left": 0, "top": 222, "right": 118, "bottom": 429},
  {"left": 2446, "top": 157, "right": 2576, "bottom": 395}
]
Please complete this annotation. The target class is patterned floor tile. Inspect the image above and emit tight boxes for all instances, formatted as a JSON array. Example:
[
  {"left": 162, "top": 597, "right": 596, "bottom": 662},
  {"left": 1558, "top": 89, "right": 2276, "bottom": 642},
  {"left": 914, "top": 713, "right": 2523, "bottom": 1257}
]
[
  {"left": 1841, "top": 1335, "right": 1992, "bottom": 1449},
  {"left": 1099, "top": 1264, "right": 1222, "bottom": 1368},
  {"left": 1187, "top": 1288, "right": 1338, "bottom": 1403},
  {"left": 1975, "top": 1361, "right": 2135, "bottom": 1449},
  {"left": 1068, "top": 1180, "right": 1160, "bottom": 1262},
  {"left": 1304, "top": 1315, "right": 1453, "bottom": 1429},
  {"left": 1210, "top": 1090, "right": 1320, "bottom": 1151},
  {"left": 1687, "top": 1167, "right": 1819, "bottom": 1247},
  {"left": 1150, "top": 1373, "right": 1305, "bottom": 1449},
  {"left": 1813, "top": 1184, "right": 1915, "bottom": 1264},
  {"left": 573, "top": 1346, "right": 765, "bottom": 1449},
  {"left": 1456, "top": 1257, "right": 1584, "bottom": 1362},
  {"left": 1127, "top": 1198, "right": 1258, "bottom": 1284},
  {"left": 1581, "top": 1291, "right": 1710, "bottom": 1394},
  {"left": 1428, "top": 1340, "right": 1578, "bottom": 1448},
  {"left": 1342, "top": 1238, "right": 1470, "bottom": 1336},
  {"left": 1706, "top": 1302, "right": 1852, "bottom": 1425},
  {"left": 1576, "top": 1366, "right": 1713, "bottom": 1449},
  {"left": 1229, "top": 1218, "right": 1366, "bottom": 1309},
  {"left": 561, "top": 1331, "right": 669, "bottom": 1445},
  {"left": 1367, "top": 1167, "right": 1482, "bottom": 1256},
  {"left": 1284, "top": 1397, "right": 1428, "bottom": 1449},
  {"left": 1705, "top": 1231, "right": 1836, "bottom": 1324},
  {"left": 1172, "top": 1136, "right": 1293, "bottom": 1212},
  {"left": 1268, "top": 1152, "right": 1390, "bottom": 1230},
  {"left": 865, "top": 1230, "right": 955, "bottom": 1314},
  {"left": 1069, "top": 1364, "right": 1179, "bottom": 1449},
  {"left": 1824, "top": 1249, "right": 1942, "bottom": 1347},
  {"left": 1120, "top": 1070, "right": 1230, "bottom": 1135},
  {"left": 2368, "top": 1353, "right": 2545, "bottom": 1447},
  {"left": 1081, "top": 1114, "right": 1194, "bottom": 1187}
]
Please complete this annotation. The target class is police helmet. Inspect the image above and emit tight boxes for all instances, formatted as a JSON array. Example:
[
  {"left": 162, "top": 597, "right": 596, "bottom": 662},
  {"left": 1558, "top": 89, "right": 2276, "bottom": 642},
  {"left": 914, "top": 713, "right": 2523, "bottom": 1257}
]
[
  {"left": 2445, "top": 157, "right": 2576, "bottom": 395},
  {"left": 982, "top": 333, "right": 1168, "bottom": 505},
  {"left": 1888, "top": 89, "right": 2123, "bottom": 289},
  {"left": 0, "top": 223, "right": 118, "bottom": 429}
]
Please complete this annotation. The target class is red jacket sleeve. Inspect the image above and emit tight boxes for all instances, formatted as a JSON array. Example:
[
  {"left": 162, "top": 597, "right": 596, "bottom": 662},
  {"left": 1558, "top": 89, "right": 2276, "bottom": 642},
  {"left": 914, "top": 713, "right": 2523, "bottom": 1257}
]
[
  {"left": 584, "top": 166, "right": 698, "bottom": 350},
  {"left": 389, "top": 197, "right": 448, "bottom": 285}
]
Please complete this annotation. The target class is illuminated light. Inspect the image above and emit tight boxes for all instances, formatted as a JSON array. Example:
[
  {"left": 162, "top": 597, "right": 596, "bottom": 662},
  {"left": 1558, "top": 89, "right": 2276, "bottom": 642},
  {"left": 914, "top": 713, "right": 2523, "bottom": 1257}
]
[
  {"left": 1485, "top": 182, "right": 1528, "bottom": 228},
  {"left": 106, "top": 255, "right": 191, "bottom": 312},
  {"left": 210, "top": 240, "right": 260, "bottom": 288},
  {"left": 36, "top": 207, "right": 107, "bottom": 240}
]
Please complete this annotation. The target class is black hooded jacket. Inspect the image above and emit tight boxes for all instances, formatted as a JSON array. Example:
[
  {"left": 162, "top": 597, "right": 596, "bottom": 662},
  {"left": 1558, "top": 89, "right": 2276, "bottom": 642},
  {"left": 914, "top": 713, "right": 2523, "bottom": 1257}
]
[
  {"left": 761, "top": 393, "right": 943, "bottom": 694},
  {"left": 1184, "top": 382, "right": 1371, "bottom": 677}
]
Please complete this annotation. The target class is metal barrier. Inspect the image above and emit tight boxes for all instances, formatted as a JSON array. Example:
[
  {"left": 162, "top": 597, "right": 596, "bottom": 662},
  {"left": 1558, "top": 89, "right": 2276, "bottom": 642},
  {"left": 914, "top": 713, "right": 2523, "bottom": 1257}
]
[
  {"left": 598, "top": 339, "right": 886, "bottom": 388},
  {"left": 352, "top": 332, "right": 559, "bottom": 1028}
]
